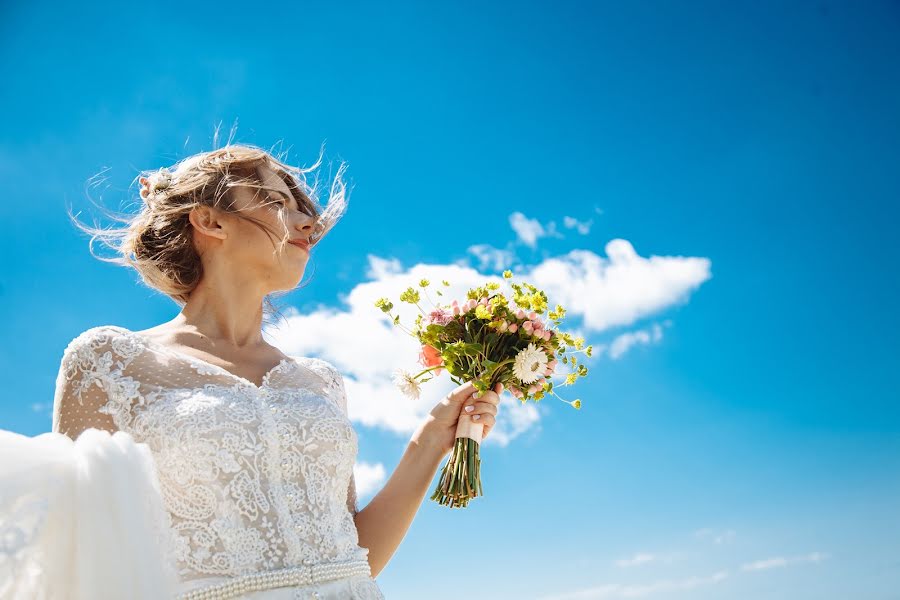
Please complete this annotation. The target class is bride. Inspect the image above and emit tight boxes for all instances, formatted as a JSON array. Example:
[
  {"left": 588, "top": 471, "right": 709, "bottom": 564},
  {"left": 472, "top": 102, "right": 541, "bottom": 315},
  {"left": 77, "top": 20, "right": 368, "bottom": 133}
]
[{"left": 0, "top": 144, "right": 502, "bottom": 599}]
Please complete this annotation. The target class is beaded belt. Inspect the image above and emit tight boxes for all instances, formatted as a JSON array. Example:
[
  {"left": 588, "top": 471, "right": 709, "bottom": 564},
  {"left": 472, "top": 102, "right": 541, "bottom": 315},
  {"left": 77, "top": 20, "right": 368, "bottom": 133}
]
[{"left": 177, "top": 559, "right": 373, "bottom": 600}]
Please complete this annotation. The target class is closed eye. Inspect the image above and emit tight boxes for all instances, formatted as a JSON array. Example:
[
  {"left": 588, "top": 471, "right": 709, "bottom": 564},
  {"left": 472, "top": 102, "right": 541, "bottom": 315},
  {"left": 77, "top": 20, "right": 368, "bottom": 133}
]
[{"left": 266, "top": 192, "right": 290, "bottom": 208}]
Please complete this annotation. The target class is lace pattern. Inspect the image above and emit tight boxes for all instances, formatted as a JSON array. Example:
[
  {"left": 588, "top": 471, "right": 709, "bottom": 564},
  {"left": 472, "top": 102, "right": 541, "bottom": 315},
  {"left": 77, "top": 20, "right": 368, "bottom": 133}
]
[{"left": 51, "top": 325, "right": 379, "bottom": 597}]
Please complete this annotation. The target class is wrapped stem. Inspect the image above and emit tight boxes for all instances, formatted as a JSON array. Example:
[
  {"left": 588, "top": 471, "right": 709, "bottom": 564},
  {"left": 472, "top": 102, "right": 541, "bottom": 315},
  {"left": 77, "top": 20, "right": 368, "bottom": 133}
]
[{"left": 430, "top": 412, "right": 484, "bottom": 508}]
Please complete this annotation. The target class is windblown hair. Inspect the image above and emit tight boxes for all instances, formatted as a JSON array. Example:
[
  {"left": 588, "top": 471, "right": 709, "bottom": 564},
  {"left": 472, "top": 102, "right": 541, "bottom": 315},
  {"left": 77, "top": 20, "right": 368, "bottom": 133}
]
[{"left": 71, "top": 137, "right": 349, "bottom": 320}]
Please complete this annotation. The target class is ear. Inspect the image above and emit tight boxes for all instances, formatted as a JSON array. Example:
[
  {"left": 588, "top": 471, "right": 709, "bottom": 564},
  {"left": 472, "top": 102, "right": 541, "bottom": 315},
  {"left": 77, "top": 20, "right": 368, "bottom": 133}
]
[{"left": 189, "top": 205, "right": 228, "bottom": 241}]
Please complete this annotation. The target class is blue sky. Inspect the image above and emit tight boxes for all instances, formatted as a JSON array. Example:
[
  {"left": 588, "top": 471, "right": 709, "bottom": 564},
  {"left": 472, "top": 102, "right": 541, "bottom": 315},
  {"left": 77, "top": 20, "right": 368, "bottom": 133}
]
[{"left": 2, "top": 1, "right": 899, "bottom": 598}]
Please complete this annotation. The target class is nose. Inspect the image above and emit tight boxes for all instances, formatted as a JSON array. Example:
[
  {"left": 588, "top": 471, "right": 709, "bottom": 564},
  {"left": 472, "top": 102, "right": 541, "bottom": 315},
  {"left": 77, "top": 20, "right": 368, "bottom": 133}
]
[{"left": 292, "top": 211, "right": 318, "bottom": 241}]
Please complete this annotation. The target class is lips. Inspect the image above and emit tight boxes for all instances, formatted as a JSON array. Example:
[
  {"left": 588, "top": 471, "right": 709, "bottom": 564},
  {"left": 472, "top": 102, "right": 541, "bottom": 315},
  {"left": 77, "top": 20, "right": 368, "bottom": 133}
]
[{"left": 289, "top": 240, "right": 310, "bottom": 252}]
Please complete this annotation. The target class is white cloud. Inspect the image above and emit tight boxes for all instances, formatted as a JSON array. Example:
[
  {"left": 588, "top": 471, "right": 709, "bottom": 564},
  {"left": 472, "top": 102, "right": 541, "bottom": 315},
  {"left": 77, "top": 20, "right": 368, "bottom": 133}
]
[
  {"left": 467, "top": 243, "right": 515, "bottom": 272},
  {"left": 606, "top": 322, "right": 667, "bottom": 360},
  {"left": 365, "top": 255, "right": 403, "bottom": 279},
  {"left": 740, "top": 552, "right": 828, "bottom": 572},
  {"left": 353, "top": 461, "right": 387, "bottom": 499},
  {"left": 528, "top": 240, "right": 711, "bottom": 332},
  {"left": 564, "top": 216, "right": 594, "bottom": 235},
  {"left": 537, "top": 571, "right": 728, "bottom": 600},
  {"left": 509, "top": 211, "right": 546, "bottom": 248},
  {"left": 509, "top": 212, "right": 564, "bottom": 248}
]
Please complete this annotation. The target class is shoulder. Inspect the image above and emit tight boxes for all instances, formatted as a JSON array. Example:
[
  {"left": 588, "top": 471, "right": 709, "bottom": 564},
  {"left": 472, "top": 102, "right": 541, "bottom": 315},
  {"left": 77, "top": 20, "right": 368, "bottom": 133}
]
[
  {"left": 63, "top": 324, "right": 130, "bottom": 348},
  {"left": 294, "top": 356, "right": 345, "bottom": 386},
  {"left": 292, "top": 356, "right": 348, "bottom": 408},
  {"left": 59, "top": 325, "right": 142, "bottom": 369}
]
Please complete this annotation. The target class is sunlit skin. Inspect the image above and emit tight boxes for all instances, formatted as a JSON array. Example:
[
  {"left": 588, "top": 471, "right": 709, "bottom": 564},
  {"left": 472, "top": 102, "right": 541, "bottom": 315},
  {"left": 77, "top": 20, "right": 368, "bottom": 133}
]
[{"left": 133, "top": 163, "right": 501, "bottom": 578}]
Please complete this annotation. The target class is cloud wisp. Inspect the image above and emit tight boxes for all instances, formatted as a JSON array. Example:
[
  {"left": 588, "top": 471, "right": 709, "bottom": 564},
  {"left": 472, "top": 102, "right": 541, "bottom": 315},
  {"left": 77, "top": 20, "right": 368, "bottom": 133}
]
[
  {"left": 740, "top": 552, "right": 828, "bottom": 572},
  {"left": 538, "top": 571, "right": 729, "bottom": 600}
]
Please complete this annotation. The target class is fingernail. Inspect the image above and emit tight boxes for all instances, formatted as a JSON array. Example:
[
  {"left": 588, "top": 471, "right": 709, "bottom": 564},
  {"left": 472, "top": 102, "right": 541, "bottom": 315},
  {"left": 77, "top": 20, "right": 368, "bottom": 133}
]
[
  {"left": 465, "top": 405, "right": 474, "bottom": 412},
  {"left": 473, "top": 414, "right": 481, "bottom": 420}
]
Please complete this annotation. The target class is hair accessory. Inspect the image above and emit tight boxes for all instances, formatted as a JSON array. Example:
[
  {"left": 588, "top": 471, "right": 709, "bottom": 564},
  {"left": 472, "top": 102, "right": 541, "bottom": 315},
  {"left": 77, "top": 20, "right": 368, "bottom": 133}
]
[{"left": 140, "top": 168, "right": 173, "bottom": 200}]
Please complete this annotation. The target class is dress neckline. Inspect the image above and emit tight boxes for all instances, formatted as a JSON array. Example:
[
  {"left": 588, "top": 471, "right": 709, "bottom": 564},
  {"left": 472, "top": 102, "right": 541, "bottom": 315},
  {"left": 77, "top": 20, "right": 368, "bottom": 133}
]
[{"left": 106, "top": 325, "right": 297, "bottom": 390}]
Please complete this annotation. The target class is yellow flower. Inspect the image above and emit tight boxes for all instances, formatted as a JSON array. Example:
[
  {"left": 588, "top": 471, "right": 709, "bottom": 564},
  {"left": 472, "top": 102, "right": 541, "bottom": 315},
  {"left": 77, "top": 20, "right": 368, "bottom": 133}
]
[
  {"left": 475, "top": 305, "right": 492, "bottom": 320},
  {"left": 572, "top": 399, "right": 581, "bottom": 410},
  {"left": 503, "top": 270, "right": 513, "bottom": 279}
]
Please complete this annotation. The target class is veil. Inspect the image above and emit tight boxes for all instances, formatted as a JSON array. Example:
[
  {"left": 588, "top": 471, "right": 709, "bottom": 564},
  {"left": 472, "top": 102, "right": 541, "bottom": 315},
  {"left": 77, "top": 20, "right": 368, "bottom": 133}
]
[{"left": 0, "top": 428, "right": 180, "bottom": 600}]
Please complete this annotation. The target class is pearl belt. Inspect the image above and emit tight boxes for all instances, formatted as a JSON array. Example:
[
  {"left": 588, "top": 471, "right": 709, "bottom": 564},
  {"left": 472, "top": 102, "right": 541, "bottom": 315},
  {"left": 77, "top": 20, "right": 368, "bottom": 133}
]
[{"left": 177, "top": 559, "right": 373, "bottom": 600}]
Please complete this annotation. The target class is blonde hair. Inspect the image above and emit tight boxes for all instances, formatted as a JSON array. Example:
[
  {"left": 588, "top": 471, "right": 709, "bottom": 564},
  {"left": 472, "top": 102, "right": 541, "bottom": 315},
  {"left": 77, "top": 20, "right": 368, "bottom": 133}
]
[{"left": 71, "top": 137, "right": 349, "bottom": 320}]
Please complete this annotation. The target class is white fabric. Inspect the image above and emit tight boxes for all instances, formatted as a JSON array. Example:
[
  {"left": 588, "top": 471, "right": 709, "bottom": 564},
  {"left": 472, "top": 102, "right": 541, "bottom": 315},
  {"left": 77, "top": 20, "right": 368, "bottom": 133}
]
[
  {"left": 0, "top": 428, "right": 180, "bottom": 600},
  {"left": 1, "top": 324, "right": 384, "bottom": 599}
]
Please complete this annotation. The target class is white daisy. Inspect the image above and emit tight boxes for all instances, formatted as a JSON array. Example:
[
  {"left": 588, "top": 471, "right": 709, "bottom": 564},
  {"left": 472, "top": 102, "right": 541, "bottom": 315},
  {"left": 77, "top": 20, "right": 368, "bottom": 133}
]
[
  {"left": 392, "top": 368, "right": 422, "bottom": 400},
  {"left": 513, "top": 342, "right": 549, "bottom": 385}
]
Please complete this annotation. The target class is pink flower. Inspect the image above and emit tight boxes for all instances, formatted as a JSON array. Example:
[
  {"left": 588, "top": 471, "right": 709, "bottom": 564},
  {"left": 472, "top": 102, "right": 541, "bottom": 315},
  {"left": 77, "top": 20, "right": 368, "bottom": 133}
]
[
  {"left": 528, "top": 382, "right": 541, "bottom": 394},
  {"left": 522, "top": 321, "right": 533, "bottom": 333},
  {"left": 511, "top": 387, "right": 524, "bottom": 398},
  {"left": 425, "top": 308, "right": 453, "bottom": 326},
  {"left": 451, "top": 304, "right": 460, "bottom": 316},
  {"left": 516, "top": 309, "right": 526, "bottom": 320},
  {"left": 542, "top": 329, "right": 552, "bottom": 341},
  {"left": 480, "top": 298, "right": 489, "bottom": 306},
  {"left": 418, "top": 344, "right": 444, "bottom": 376},
  {"left": 528, "top": 311, "right": 538, "bottom": 320},
  {"left": 499, "top": 321, "right": 509, "bottom": 332},
  {"left": 547, "top": 359, "right": 558, "bottom": 370},
  {"left": 508, "top": 323, "right": 518, "bottom": 333}
]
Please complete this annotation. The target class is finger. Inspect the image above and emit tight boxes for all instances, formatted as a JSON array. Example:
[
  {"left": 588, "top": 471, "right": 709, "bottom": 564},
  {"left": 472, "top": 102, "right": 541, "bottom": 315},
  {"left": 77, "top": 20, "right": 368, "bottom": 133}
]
[
  {"left": 494, "top": 382, "right": 504, "bottom": 394},
  {"left": 450, "top": 381, "right": 477, "bottom": 403},
  {"left": 464, "top": 401, "right": 499, "bottom": 417},
  {"left": 476, "top": 390, "right": 501, "bottom": 406},
  {"left": 470, "top": 413, "right": 496, "bottom": 428}
]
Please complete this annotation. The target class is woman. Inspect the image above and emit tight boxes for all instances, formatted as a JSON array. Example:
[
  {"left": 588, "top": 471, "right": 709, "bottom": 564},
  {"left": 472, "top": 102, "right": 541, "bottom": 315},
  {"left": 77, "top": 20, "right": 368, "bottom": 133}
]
[{"left": 1, "top": 144, "right": 502, "bottom": 599}]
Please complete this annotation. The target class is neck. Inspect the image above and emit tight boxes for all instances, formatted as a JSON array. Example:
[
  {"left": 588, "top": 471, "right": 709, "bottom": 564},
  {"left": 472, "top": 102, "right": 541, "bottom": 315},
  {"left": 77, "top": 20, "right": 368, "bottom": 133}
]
[{"left": 173, "top": 274, "right": 268, "bottom": 348}]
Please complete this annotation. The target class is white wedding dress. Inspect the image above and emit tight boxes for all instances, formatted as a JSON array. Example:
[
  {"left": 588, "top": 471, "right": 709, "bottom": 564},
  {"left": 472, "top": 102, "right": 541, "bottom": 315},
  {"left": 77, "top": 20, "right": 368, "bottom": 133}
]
[{"left": 0, "top": 325, "right": 386, "bottom": 600}]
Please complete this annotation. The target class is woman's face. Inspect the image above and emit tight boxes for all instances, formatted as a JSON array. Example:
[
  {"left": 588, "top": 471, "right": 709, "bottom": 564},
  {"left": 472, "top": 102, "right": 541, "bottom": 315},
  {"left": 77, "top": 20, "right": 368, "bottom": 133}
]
[{"left": 201, "top": 165, "right": 318, "bottom": 292}]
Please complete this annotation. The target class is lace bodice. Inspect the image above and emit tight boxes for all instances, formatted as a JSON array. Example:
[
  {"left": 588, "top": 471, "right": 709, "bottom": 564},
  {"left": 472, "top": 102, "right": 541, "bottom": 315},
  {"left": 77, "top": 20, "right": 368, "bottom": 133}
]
[{"left": 50, "top": 325, "right": 373, "bottom": 591}]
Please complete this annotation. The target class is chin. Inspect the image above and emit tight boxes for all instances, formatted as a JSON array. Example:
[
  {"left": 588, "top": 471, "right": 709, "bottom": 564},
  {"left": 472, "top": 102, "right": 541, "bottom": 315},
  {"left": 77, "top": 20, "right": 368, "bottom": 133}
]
[{"left": 276, "top": 267, "right": 306, "bottom": 291}]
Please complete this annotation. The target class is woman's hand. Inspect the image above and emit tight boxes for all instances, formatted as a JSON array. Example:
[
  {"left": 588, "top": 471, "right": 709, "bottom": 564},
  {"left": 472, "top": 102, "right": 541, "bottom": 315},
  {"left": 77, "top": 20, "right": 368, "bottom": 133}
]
[{"left": 414, "top": 380, "right": 503, "bottom": 457}]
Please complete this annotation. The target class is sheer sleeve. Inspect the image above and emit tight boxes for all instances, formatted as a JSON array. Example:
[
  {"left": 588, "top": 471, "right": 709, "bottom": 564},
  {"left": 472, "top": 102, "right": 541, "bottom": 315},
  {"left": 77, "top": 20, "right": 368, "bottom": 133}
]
[
  {"left": 330, "top": 365, "right": 360, "bottom": 517},
  {"left": 303, "top": 358, "right": 360, "bottom": 517},
  {"left": 51, "top": 326, "right": 143, "bottom": 440}
]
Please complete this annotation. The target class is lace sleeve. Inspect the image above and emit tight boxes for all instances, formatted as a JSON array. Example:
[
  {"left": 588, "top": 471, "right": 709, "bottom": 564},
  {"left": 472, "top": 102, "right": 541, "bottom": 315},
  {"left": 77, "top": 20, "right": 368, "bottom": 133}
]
[
  {"left": 51, "top": 326, "right": 143, "bottom": 440},
  {"left": 328, "top": 364, "right": 360, "bottom": 517}
]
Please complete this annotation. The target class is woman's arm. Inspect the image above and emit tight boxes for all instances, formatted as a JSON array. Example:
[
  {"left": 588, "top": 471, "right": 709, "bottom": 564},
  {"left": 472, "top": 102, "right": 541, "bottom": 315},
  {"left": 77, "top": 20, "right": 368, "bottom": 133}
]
[
  {"left": 52, "top": 328, "right": 122, "bottom": 439},
  {"left": 353, "top": 381, "right": 502, "bottom": 578},
  {"left": 353, "top": 426, "right": 445, "bottom": 578}
]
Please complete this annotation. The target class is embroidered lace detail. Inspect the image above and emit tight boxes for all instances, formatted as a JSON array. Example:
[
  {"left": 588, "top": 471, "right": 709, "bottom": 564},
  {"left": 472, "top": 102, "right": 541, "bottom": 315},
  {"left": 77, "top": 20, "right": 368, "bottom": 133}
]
[{"left": 51, "top": 325, "right": 374, "bottom": 591}]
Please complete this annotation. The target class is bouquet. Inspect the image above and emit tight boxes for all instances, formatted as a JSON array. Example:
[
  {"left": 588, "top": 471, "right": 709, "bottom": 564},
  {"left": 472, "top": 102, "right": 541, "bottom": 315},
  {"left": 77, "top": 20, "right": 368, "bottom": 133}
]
[{"left": 375, "top": 269, "right": 592, "bottom": 508}]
